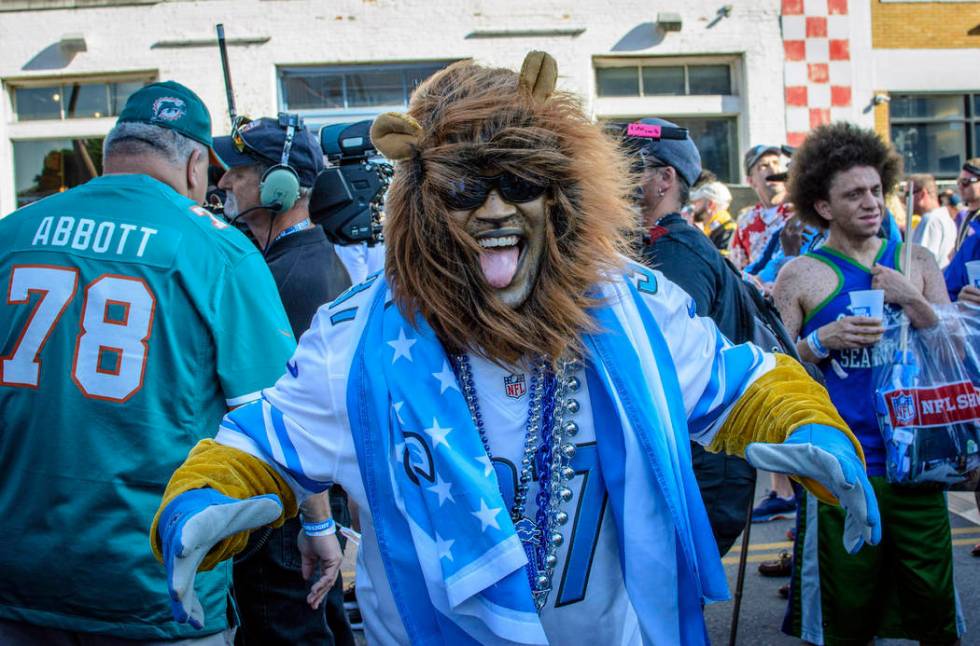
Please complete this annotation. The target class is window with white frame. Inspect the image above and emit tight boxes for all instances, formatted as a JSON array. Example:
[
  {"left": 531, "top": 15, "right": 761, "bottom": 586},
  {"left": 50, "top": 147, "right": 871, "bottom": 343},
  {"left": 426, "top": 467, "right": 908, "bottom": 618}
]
[
  {"left": 8, "top": 75, "right": 153, "bottom": 208},
  {"left": 889, "top": 93, "right": 980, "bottom": 178},
  {"left": 12, "top": 78, "right": 151, "bottom": 121},
  {"left": 594, "top": 58, "right": 741, "bottom": 183},
  {"left": 278, "top": 61, "right": 456, "bottom": 130},
  {"left": 596, "top": 63, "right": 732, "bottom": 98}
]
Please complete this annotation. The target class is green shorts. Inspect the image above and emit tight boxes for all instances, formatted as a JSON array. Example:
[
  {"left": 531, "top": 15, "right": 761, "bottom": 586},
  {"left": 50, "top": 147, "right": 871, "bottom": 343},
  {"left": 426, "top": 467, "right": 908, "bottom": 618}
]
[{"left": 784, "top": 477, "right": 963, "bottom": 646}]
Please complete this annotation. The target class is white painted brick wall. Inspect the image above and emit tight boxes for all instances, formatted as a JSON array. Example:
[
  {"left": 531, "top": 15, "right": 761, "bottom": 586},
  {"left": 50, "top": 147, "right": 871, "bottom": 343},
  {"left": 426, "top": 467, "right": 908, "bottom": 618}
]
[{"left": 0, "top": 0, "right": 789, "bottom": 211}]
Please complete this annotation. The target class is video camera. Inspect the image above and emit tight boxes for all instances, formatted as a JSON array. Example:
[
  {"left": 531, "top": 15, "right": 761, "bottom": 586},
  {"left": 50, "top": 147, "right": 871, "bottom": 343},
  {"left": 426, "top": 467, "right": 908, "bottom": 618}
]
[{"left": 309, "top": 120, "right": 390, "bottom": 246}]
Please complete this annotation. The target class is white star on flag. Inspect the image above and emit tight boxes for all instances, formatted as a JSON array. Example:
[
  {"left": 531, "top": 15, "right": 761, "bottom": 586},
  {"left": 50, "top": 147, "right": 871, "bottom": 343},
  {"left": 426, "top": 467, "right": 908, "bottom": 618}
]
[
  {"left": 392, "top": 401, "right": 406, "bottom": 424},
  {"left": 424, "top": 417, "right": 452, "bottom": 449},
  {"left": 434, "top": 532, "right": 455, "bottom": 562},
  {"left": 432, "top": 361, "right": 460, "bottom": 394},
  {"left": 475, "top": 454, "right": 494, "bottom": 478},
  {"left": 387, "top": 328, "right": 417, "bottom": 364},
  {"left": 471, "top": 498, "right": 502, "bottom": 532},
  {"left": 427, "top": 474, "right": 455, "bottom": 506}
]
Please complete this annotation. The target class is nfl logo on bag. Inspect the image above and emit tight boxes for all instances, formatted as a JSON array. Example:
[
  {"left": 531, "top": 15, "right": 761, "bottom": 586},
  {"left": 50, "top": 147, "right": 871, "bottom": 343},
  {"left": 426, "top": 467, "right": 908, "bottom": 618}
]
[
  {"left": 894, "top": 393, "right": 916, "bottom": 426},
  {"left": 504, "top": 373, "right": 527, "bottom": 399}
]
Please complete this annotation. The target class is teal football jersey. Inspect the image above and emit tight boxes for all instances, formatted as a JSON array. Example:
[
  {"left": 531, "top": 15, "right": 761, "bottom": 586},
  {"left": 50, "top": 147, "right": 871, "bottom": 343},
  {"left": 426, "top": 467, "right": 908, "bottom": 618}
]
[{"left": 0, "top": 174, "right": 296, "bottom": 639}]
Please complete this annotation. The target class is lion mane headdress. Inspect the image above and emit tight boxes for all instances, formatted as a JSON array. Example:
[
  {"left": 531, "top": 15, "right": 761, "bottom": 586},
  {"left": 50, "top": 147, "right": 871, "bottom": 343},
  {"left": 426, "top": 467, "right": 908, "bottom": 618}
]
[{"left": 370, "top": 51, "right": 637, "bottom": 365}]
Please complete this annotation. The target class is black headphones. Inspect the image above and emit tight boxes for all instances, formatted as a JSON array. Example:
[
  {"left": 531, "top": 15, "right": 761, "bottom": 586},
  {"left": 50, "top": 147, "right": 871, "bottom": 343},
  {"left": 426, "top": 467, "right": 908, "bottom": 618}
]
[{"left": 258, "top": 113, "right": 302, "bottom": 215}]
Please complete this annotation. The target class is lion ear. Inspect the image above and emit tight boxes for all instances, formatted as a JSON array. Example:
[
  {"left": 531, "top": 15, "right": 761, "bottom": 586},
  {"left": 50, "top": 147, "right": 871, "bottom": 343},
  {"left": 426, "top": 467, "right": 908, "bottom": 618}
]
[
  {"left": 370, "top": 112, "right": 423, "bottom": 161},
  {"left": 519, "top": 51, "right": 558, "bottom": 103}
]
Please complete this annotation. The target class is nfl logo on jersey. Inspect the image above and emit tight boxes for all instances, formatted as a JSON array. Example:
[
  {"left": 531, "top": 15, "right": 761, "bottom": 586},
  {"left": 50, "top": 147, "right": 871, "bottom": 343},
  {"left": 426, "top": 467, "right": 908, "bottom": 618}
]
[{"left": 504, "top": 373, "right": 527, "bottom": 399}]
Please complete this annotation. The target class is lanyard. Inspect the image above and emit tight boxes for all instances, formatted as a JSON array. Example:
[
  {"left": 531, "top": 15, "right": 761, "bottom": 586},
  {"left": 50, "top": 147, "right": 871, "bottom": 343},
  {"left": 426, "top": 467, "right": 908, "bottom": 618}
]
[{"left": 273, "top": 219, "right": 312, "bottom": 244}]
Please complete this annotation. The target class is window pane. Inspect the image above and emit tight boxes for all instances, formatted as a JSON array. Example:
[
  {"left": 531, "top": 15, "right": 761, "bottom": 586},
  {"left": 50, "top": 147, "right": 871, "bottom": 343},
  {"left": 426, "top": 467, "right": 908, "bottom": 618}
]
[
  {"left": 891, "top": 122, "right": 965, "bottom": 176},
  {"left": 974, "top": 94, "right": 980, "bottom": 118},
  {"left": 889, "top": 95, "right": 964, "bottom": 120},
  {"left": 668, "top": 116, "right": 737, "bottom": 183},
  {"left": 404, "top": 65, "right": 444, "bottom": 95},
  {"left": 688, "top": 65, "right": 731, "bottom": 95},
  {"left": 596, "top": 67, "right": 639, "bottom": 97},
  {"left": 63, "top": 82, "right": 110, "bottom": 119},
  {"left": 15, "top": 86, "right": 62, "bottom": 121},
  {"left": 347, "top": 70, "right": 404, "bottom": 107},
  {"left": 110, "top": 80, "right": 147, "bottom": 116},
  {"left": 14, "top": 138, "right": 103, "bottom": 208},
  {"left": 641, "top": 66, "right": 685, "bottom": 96},
  {"left": 282, "top": 73, "right": 344, "bottom": 110}
]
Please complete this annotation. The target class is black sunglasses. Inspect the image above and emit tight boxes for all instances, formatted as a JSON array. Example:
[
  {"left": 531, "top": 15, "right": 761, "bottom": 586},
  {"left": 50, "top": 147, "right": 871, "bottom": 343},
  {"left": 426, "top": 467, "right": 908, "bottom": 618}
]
[{"left": 443, "top": 172, "right": 548, "bottom": 210}]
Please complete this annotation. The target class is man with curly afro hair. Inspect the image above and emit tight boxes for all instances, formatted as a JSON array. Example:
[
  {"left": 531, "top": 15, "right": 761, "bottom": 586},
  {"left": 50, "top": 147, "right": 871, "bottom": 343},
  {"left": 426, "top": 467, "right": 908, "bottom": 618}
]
[{"left": 773, "top": 122, "right": 959, "bottom": 645}]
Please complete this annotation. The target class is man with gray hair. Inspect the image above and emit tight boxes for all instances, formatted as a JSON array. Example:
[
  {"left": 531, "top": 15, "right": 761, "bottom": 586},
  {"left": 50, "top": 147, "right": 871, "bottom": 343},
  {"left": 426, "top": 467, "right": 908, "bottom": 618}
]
[
  {"left": 908, "top": 173, "right": 956, "bottom": 268},
  {"left": 0, "top": 81, "right": 294, "bottom": 644},
  {"left": 690, "top": 180, "right": 735, "bottom": 254}
]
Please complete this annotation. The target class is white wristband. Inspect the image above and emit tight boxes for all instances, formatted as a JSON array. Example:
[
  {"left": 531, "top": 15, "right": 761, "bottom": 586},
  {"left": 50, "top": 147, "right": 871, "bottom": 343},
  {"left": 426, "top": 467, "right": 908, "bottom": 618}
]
[
  {"left": 300, "top": 516, "right": 336, "bottom": 537},
  {"left": 805, "top": 329, "right": 830, "bottom": 360}
]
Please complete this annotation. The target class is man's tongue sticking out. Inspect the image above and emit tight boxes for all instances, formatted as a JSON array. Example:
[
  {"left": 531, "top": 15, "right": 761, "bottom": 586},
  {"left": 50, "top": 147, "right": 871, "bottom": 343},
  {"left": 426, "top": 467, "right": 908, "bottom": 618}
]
[{"left": 479, "top": 246, "right": 520, "bottom": 289}]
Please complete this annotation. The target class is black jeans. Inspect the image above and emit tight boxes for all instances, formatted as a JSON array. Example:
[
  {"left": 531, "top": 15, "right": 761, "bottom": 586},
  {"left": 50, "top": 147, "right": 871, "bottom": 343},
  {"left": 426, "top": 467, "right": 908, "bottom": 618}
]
[
  {"left": 233, "top": 490, "right": 354, "bottom": 646},
  {"left": 690, "top": 442, "right": 756, "bottom": 556}
]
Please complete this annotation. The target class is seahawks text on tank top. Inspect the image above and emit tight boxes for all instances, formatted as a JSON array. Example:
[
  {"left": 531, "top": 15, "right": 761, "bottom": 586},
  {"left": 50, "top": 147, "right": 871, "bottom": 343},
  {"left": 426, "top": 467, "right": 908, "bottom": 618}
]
[{"left": 800, "top": 239, "right": 903, "bottom": 476}]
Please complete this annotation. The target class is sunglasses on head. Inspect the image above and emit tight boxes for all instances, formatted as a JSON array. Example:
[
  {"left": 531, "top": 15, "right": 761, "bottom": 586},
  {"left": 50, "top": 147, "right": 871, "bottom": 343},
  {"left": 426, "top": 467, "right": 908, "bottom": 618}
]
[
  {"left": 443, "top": 172, "right": 548, "bottom": 210},
  {"left": 230, "top": 116, "right": 251, "bottom": 152}
]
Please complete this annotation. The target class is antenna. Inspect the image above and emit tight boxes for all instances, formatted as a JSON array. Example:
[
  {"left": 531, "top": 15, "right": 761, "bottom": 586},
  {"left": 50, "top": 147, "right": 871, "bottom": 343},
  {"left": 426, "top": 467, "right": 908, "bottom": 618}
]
[{"left": 216, "top": 24, "right": 237, "bottom": 125}]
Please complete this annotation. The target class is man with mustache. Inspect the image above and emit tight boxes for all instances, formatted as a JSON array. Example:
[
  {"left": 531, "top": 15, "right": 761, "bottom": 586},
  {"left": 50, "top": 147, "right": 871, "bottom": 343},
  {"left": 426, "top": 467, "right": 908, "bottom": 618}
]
[
  {"left": 729, "top": 144, "right": 791, "bottom": 271},
  {"left": 149, "top": 53, "right": 879, "bottom": 645}
]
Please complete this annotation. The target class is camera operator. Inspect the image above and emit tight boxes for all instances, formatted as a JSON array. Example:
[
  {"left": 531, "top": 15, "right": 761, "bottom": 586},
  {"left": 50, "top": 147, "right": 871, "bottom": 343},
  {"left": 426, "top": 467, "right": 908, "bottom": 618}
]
[{"left": 213, "top": 117, "right": 354, "bottom": 646}]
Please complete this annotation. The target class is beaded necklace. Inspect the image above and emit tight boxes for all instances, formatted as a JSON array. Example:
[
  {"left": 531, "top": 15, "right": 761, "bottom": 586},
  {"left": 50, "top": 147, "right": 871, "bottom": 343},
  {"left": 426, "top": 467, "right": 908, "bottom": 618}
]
[{"left": 453, "top": 353, "right": 581, "bottom": 611}]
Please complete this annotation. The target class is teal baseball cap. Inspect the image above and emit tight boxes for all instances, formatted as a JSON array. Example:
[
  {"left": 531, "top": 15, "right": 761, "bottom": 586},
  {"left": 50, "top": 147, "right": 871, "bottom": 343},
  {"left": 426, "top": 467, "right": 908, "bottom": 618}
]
[{"left": 117, "top": 81, "right": 226, "bottom": 168}]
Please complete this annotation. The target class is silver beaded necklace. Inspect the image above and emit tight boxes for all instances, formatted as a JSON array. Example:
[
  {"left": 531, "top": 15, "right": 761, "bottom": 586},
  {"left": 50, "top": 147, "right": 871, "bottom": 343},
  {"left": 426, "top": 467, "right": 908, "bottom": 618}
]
[{"left": 453, "top": 353, "right": 582, "bottom": 611}]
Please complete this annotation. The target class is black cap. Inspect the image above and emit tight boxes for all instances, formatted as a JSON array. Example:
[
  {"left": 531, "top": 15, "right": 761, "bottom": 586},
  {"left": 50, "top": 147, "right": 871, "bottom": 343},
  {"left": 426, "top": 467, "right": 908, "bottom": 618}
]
[
  {"left": 763, "top": 145, "right": 796, "bottom": 182},
  {"left": 214, "top": 116, "right": 324, "bottom": 186},
  {"left": 744, "top": 144, "right": 783, "bottom": 176},
  {"left": 626, "top": 118, "right": 702, "bottom": 185}
]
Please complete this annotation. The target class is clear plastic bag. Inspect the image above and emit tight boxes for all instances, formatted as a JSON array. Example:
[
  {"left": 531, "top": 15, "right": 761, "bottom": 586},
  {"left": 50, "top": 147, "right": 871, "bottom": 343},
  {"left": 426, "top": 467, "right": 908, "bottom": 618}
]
[{"left": 874, "top": 303, "right": 980, "bottom": 490}]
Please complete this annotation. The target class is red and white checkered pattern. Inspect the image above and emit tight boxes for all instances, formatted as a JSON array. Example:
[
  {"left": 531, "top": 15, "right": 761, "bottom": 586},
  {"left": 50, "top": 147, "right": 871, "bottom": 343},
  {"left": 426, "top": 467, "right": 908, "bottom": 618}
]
[{"left": 781, "top": 0, "right": 852, "bottom": 147}]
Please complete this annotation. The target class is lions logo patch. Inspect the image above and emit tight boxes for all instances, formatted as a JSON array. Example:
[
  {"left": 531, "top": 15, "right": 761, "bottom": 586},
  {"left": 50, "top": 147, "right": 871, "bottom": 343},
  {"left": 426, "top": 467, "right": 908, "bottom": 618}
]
[
  {"left": 152, "top": 96, "right": 186, "bottom": 122},
  {"left": 402, "top": 432, "right": 435, "bottom": 485}
]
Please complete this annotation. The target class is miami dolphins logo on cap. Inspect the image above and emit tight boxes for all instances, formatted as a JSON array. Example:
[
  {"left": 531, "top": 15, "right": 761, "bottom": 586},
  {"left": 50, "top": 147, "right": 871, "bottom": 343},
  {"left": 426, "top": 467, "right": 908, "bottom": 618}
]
[{"left": 152, "top": 96, "right": 186, "bottom": 122}]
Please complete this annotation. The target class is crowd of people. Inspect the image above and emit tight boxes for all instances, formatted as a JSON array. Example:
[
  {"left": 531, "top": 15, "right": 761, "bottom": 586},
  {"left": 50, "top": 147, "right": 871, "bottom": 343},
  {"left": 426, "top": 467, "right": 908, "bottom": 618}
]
[{"left": 0, "top": 50, "right": 978, "bottom": 646}]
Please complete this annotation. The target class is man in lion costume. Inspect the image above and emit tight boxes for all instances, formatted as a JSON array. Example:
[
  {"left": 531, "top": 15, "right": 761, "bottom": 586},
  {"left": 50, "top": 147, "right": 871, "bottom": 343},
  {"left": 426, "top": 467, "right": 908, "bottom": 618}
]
[{"left": 151, "top": 53, "right": 879, "bottom": 645}]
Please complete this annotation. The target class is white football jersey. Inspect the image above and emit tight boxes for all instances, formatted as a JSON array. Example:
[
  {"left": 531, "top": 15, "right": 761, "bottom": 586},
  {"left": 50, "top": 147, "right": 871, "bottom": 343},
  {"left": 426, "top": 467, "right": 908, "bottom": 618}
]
[{"left": 216, "top": 267, "right": 773, "bottom": 644}]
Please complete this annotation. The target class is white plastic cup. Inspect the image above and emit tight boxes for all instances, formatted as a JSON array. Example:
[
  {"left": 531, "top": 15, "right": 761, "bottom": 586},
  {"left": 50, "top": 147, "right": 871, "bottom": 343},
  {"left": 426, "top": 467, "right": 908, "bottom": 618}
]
[
  {"left": 849, "top": 289, "right": 885, "bottom": 319},
  {"left": 966, "top": 260, "right": 980, "bottom": 289}
]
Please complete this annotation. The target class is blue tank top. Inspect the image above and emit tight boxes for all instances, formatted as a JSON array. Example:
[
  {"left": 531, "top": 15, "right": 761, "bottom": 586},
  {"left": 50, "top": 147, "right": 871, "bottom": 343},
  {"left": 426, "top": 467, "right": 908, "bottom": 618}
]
[{"left": 800, "top": 240, "right": 903, "bottom": 476}]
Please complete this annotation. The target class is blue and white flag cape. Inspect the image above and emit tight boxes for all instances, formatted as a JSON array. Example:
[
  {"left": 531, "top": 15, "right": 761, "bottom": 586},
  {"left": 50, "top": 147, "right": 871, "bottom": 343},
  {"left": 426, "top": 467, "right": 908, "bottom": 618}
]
[{"left": 345, "top": 267, "right": 768, "bottom": 645}]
